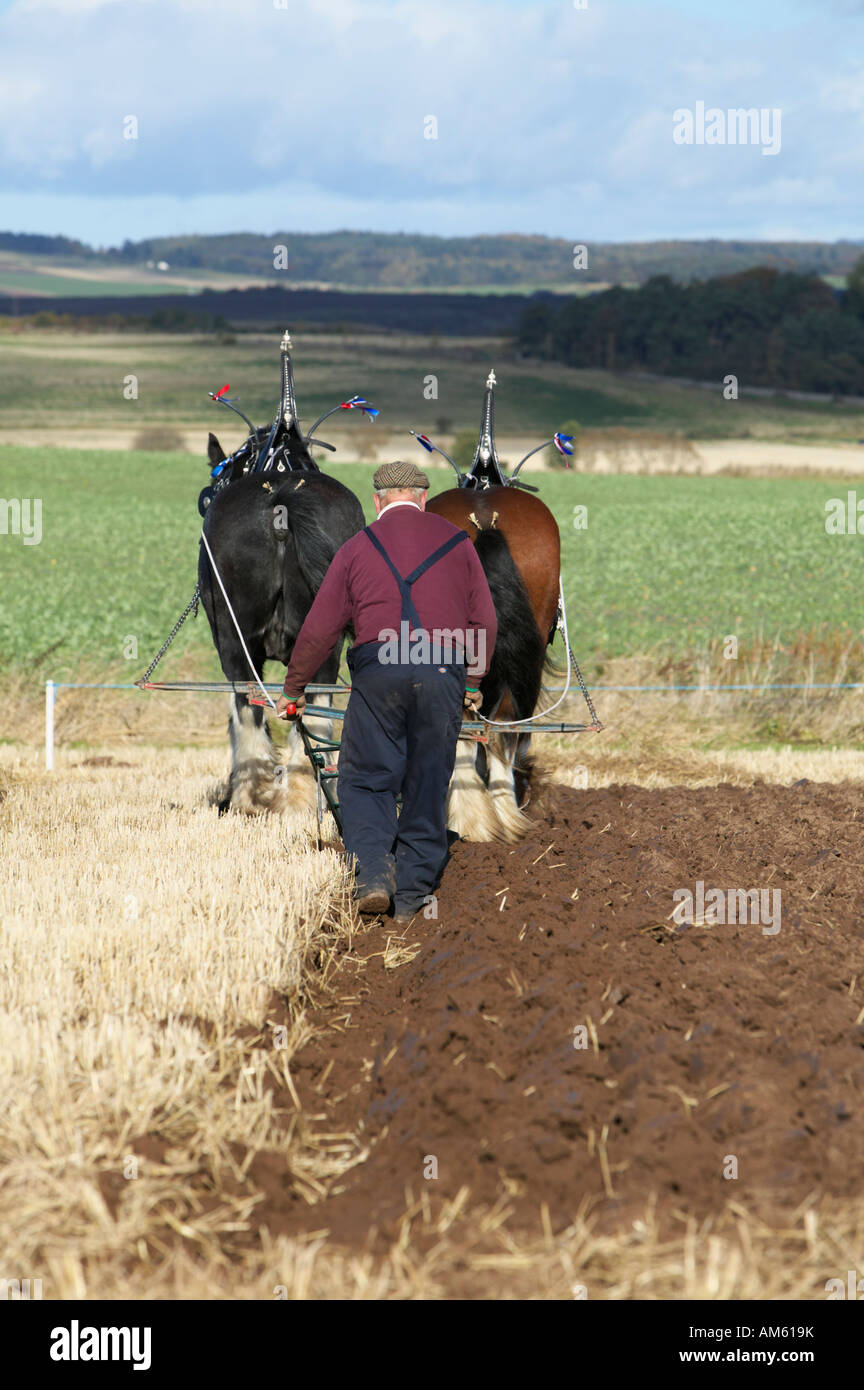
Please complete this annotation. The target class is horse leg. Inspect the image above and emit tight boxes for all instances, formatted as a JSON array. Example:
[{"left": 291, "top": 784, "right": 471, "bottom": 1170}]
[
  {"left": 214, "top": 636, "right": 296, "bottom": 814},
  {"left": 447, "top": 733, "right": 531, "bottom": 843},
  {"left": 484, "top": 730, "right": 532, "bottom": 840},
  {"left": 225, "top": 693, "right": 296, "bottom": 814},
  {"left": 446, "top": 737, "right": 505, "bottom": 842},
  {"left": 222, "top": 644, "right": 344, "bottom": 813},
  {"left": 445, "top": 672, "right": 533, "bottom": 843}
]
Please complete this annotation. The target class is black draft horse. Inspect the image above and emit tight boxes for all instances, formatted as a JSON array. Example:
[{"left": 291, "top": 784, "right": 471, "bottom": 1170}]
[{"left": 198, "top": 334, "right": 365, "bottom": 812}]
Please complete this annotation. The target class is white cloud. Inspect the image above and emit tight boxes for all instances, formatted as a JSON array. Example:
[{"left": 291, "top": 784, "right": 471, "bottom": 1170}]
[{"left": 0, "top": 0, "right": 861, "bottom": 240}]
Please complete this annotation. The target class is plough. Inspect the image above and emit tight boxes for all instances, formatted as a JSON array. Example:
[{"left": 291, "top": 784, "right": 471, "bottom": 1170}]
[
  {"left": 138, "top": 678, "right": 598, "bottom": 839},
  {"left": 138, "top": 678, "right": 597, "bottom": 736}
]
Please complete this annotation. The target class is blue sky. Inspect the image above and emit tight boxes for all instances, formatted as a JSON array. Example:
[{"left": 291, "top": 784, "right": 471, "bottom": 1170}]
[{"left": 0, "top": 0, "right": 861, "bottom": 247}]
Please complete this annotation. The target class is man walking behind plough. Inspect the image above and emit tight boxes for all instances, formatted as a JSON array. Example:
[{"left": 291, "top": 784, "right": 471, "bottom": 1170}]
[{"left": 276, "top": 460, "right": 497, "bottom": 924}]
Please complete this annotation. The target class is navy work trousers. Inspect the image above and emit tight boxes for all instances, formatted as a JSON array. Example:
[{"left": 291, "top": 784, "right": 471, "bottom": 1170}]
[{"left": 338, "top": 641, "right": 465, "bottom": 914}]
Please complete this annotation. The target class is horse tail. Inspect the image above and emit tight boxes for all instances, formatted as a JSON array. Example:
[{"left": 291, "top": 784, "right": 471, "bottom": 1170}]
[
  {"left": 269, "top": 478, "right": 362, "bottom": 597},
  {"left": 445, "top": 528, "right": 544, "bottom": 843},
  {"left": 473, "top": 528, "right": 545, "bottom": 718}
]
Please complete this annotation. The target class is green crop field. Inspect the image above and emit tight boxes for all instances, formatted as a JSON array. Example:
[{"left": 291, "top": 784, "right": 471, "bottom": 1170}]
[
  {"left": 0, "top": 254, "right": 274, "bottom": 300},
  {"left": 1, "top": 447, "right": 861, "bottom": 690},
  {"left": 0, "top": 271, "right": 196, "bottom": 298}
]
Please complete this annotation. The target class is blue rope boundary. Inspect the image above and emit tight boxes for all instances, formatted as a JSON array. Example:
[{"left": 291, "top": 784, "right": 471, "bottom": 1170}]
[{"left": 46, "top": 682, "right": 864, "bottom": 694}]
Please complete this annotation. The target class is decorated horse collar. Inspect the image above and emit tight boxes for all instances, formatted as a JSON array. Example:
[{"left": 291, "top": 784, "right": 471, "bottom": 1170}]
[
  {"left": 410, "top": 370, "right": 574, "bottom": 491},
  {"left": 466, "top": 370, "right": 508, "bottom": 489},
  {"left": 198, "top": 330, "right": 380, "bottom": 515}
]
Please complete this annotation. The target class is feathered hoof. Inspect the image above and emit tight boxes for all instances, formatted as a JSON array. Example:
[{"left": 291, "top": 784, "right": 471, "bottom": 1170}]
[
  {"left": 488, "top": 790, "right": 533, "bottom": 842},
  {"left": 223, "top": 760, "right": 312, "bottom": 815},
  {"left": 446, "top": 781, "right": 502, "bottom": 841},
  {"left": 446, "top": 747, "right": 531, "bottom": 842},
  {"left": 447, "top": 794, "right": 530, "bottom": 843}
]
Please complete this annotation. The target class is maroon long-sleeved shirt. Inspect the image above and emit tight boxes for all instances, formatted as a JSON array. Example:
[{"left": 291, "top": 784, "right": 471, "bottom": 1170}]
[{"left": 282, "top": 503, "right": 498, "bottom": 693}]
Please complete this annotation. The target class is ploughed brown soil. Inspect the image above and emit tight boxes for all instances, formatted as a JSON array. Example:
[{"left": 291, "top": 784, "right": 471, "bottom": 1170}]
[{"left": 217, "top": 780, "right": 864, "bottom": 1251}]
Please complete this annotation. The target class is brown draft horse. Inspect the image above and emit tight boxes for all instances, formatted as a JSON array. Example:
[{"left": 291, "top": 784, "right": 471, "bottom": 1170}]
[{"left": 422, "top": 373, "right": 563, "bottom": 841}]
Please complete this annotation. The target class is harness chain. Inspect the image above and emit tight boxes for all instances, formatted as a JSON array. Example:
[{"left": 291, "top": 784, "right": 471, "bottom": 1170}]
[
  {"left": 561, "top": 620, "right": 602, "bottom": 730},
  {"left": 137, "top": 585, "right": 200, "bottom": 686}
]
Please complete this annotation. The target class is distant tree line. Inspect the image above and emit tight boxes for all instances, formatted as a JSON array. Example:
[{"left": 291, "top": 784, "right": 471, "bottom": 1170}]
[
  {"left": 99, "top": 233, "right": 864, "bottom": 288},
  {"left": 0, "top": 231, "right": 94, "bottom": 258},
  {"left": 518, "top": 265, "right": 864, "bottom": 394},
  {"left": 3, "top": 228, "right": 863, "bottom": 289}
]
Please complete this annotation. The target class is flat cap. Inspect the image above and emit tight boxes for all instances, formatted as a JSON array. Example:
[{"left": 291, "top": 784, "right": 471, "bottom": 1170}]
[{"left": 373, "top": 459, "right": 430, "bottom": 490}]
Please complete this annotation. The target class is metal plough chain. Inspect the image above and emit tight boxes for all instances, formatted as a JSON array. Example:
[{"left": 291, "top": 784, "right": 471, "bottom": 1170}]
[
  {"left": 137, "top": 585, "right": 200, "bottom": 686},
  {"left": 563, "top": 628, "right": 602, "bottom": 730}
]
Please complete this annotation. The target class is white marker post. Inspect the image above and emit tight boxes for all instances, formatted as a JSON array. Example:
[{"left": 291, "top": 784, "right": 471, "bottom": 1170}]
[{"left": 45, "top": 680, "right": 56, "bottom": 771}]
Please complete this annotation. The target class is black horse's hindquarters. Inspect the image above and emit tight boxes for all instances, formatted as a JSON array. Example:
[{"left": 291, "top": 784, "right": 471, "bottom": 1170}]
[{"left": 198, "top": 470, "right": 365, "bottom": 681}]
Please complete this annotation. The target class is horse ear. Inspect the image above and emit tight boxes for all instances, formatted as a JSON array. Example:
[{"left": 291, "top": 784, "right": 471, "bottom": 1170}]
[{"left": 207, "top": 432, "right": 226, "bottom": 464}]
